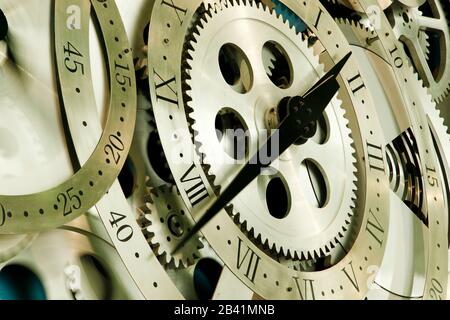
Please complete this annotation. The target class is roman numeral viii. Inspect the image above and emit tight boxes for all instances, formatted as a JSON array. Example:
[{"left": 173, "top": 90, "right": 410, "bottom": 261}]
[{"left": 180, "top": 163, "right": 210, "bottom": 207}]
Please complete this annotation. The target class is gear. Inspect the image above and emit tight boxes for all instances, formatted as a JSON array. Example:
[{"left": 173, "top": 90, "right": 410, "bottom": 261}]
[
  {"left": 134, "top": 22, "right": 150, "bottom": 92},
  {"left": 325, "top": 0, "right": 449, "bottom": 101},
  {"left": 182, "top": 0, "right": 357, "bottom": 260},
  {"left": 271, "top": 0, "right": 307, "bottom": 33},
  {"left": 3, "top": 214, "right": 142, "bottom": 299},
  {"left": 387, "top": 3, "right": 430, "bottom": 60},
  {"left": 138, "top": 184, "right": 204, "bottom": 269},
  {"left": 336, "top": 16, "right": 450, "bottom": 190}
]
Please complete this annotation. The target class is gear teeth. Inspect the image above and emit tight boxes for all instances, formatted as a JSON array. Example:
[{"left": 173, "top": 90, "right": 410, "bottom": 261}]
[
  {"left": 180, "top": 0, "right": 359, "bottom": 262},
  {"left": 390, "top": 1, "right": 449, "bottom": 102},
  {"left": 138, "top": 182, "right": 203, "bottom": 269}
]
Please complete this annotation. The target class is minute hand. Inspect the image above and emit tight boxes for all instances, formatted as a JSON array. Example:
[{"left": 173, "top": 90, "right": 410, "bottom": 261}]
[{"left": 173, "top": 53, "right": 351, "bottom": 254}]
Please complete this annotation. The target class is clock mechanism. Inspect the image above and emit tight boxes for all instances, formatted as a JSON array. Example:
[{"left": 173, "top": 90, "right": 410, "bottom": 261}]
[{"left": 0, "top": 0, "right": 448, "bottom": 300}]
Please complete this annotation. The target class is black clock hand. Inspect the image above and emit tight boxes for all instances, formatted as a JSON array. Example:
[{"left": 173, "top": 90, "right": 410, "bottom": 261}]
[
  {"left": 0, "top": 9, "right": 7, "bottom": 41},
  {"left": 303, "top": 51, "right": 351, "bottom": 97},
  {"left": 173, "top": 53, "right": 352, "bottom": 254}
]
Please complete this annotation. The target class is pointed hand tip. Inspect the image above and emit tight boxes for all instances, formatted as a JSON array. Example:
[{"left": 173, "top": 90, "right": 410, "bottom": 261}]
[
  {"left": 342, "top": 51, "right": 352, "bottom": 64},
  {"left": 333, "top": 52, "right": 352, "bottom": 75}
]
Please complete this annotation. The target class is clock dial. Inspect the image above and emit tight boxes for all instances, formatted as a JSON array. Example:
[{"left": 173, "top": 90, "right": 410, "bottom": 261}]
[
  {"left": 148, "top": 0, "right": 392, "bottom": 299},
  {"left": 0, "top": 0, "right": 136, "bottom": 234},
  {"left": 0, "top": 0, "right": 447, "bottom": 301}
]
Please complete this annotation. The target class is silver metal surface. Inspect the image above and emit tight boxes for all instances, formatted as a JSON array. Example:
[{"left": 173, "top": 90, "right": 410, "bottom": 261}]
[
  {"left": 54, "top": 0, "right": 183, "bottom": 299},
  {"left": 149, "top": 0, "right": 390, "bottom": 299},
  {"left": 184, "top": 0, "right": 357, "bottom": 260}
]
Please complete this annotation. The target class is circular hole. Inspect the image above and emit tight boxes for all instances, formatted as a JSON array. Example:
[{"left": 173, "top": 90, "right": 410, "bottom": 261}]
[
  {"left": 262, "top": 41, "right": 293, "bottom": 89},
  {"left": 0, "top": 265, "right": 46, "bottom": 300},
  {"left": 266, "top": 176, "right": 291, "bottom": 219},
  {"left": 402, "top": 11, "right": 410, "bottom": 23},
  {"left": 79, "top": 254, "right": 113, "bottom": 300},
  {"left": 118, "top": 157, "right": 135, "bottom": 199},
  {"left": 215, "top": 108, "right": 249, "bottom": 160},
  {"left": 218, "top": 43, "right": 253, "bottom": 94},
  {"left": 301, "top": 159, "right": 328, "bottom": 208},
  {"left": 193, "top": 258, "right": 223, "bottom": 300}
]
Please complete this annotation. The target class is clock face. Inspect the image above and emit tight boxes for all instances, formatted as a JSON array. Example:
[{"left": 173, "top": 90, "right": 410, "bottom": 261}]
[
  {"left": 146, "top": 0, "right": 449, "bottom": 299},
  {"left": 147, "top": 0, "right": 394, "bottom": 299},
  {"left": 0, "top": 0, "right": 448, "bottom": 300}
]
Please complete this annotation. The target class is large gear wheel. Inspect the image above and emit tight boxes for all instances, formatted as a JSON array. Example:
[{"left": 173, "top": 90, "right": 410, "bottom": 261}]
[
  {"left": 182, "top": 0, "right": 357, "bottom": 260},
  {"left": 138, "top": 184, "right": 204, "bottom": 269},
  {"left": 386, "top": 0, "right": 450, "bottom": 102},
  {"left": 388, "top": 3, "right": 430, "bottom": 60},
  {"left": 324, "top": 0, "right": 449, "bottom": 102}
]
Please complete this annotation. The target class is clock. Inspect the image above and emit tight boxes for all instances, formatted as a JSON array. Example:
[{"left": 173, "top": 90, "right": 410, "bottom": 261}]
[{"left": 0, "top": 0, "right": 448, "bottom": 300}]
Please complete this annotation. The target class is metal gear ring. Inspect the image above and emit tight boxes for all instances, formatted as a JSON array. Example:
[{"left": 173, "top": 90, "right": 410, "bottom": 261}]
[
  {"left": 182, "top": 0, "right": 358, "bottom": 260},
  {"left": 0, "top": 0, "right": 137, "bottom": 234},
  {"left": 138, "top": 184, "right": 204, "bottom": 269}
]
